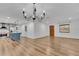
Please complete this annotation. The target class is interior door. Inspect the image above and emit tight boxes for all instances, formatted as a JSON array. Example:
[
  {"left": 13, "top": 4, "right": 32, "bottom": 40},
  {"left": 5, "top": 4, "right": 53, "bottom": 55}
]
[{"left": 49, "top": 25, "right": 55, "bottom": 37}]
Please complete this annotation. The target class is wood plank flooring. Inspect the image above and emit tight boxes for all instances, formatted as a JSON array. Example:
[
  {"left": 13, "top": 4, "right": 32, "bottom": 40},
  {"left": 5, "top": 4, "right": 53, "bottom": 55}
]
[{"left": 0, "top": 37, "right": 79, "bottom": 56}]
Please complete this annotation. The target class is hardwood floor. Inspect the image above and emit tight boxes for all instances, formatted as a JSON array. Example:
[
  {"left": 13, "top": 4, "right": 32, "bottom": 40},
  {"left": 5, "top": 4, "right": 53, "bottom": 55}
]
[{"left": 0, "top": 36, "right": 79, "bottom": 56}]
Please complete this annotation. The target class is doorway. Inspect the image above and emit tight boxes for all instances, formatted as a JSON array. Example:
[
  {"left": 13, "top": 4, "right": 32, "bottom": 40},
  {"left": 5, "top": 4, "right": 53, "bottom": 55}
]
[{"left": 49, "top": 25, "right": 55, "bottom": 37}]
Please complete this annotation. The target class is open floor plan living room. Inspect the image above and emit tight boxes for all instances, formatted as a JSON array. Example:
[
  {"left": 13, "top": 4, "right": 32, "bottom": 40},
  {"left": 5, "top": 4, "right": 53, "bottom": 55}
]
[{"left": 0, "top": 3, "right": 79, "bottom": 56}]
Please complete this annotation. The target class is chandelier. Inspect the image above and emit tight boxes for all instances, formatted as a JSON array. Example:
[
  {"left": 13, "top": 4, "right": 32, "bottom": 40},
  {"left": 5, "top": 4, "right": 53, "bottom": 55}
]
[{"left": 22, "top": 3, "right": 46, "bottom": 22}]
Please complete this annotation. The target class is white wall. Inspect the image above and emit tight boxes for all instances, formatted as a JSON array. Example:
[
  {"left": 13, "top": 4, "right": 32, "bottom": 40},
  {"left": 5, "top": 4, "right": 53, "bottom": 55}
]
[
  {"left": 9, "top": 18, "right": 79, "bottom": 39},
  {"left": 34, "top": 22, "right": 49, "bottom": 39},
  {"left": 55, "top": 20, "right": 79, "bottom": 39},
  {"left": 20, "top": 22, "right": 35, "bottom": 39},
  {"left": 18, "top": 22, "right": 49, "bottom": 39},
  {"left": 3, "top": 19, "right": 79, "bottom": 39}
]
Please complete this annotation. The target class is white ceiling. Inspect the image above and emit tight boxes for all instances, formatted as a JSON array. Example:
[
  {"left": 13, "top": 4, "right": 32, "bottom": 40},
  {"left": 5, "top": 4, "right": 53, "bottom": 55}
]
[{"left": 0, "top": 3, "right": 79, "bottom": 24}]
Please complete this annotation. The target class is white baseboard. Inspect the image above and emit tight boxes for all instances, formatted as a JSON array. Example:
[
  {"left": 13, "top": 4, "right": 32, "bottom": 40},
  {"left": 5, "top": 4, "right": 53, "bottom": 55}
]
[
  {"left": 21, "top": 34, "right": 49, "bottom": 39},
  {"left": 56, "top": 36, "right": 79, "bottom": 39}
]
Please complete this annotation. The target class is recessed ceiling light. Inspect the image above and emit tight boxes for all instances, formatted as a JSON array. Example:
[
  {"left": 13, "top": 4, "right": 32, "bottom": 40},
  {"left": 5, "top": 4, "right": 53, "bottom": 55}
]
[
  {"left": 23, "top": 8, "right": 25, "bottom": 11},
  {"left": 7, "top": 17, "right": 10, "bottom": 19},
  {"left": 68, "top": 17, "right": 72, "bottom": 20}
]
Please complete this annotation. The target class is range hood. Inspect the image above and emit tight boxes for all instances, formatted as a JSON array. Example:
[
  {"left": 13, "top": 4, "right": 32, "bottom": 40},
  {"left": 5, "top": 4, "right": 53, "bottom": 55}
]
[
  {"left": 0, "top": 23, "right": 7, "bottom": 29},
  {"left": 1, "top": 26, "right": 7, "bottom": 29}
]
